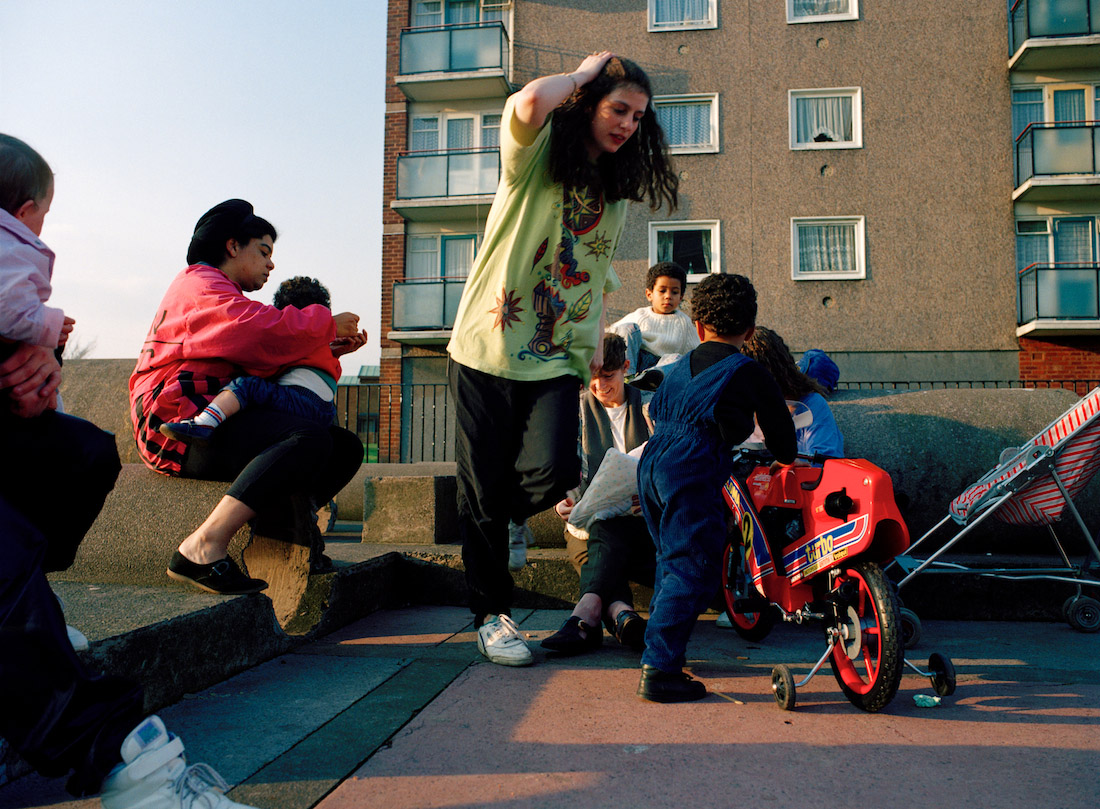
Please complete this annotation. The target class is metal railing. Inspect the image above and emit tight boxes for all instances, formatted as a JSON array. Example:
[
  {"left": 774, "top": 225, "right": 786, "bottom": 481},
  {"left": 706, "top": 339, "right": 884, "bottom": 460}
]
[
  {"left": 336, "top": 383, "right": 454, "bottom": 463},
  {"left": 337, "top": 377, "right": 1100, "bottom": 463},
  {"left": 1010, "top": 0, "right": 1100, "bottom": 54},
  {"left": 1015, "top": 121, "right": 1100, "bottom": 187},
  {"left": 1018, "top": 261, "right": 1100, "bottom": 324},
  {"left": 399, "top": 21, "right": 509, "bottom": 75},
  {"left": 392, "top": 276, "right": 467, "bottom": 331},
  {"left": 396, "top": 148, "right": 500, "bottom": 199}
]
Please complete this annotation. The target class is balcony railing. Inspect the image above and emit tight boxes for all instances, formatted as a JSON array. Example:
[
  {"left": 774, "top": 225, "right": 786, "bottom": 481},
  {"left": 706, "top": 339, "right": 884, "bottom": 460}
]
[
  {"left": 396, "top": 148, "right": 500, "bottom": 199},
  {"left": 399, "top": 21, "right": 509, "bottom": 76},
  {"left": 336, "top": 383, "right": 454, "bottom": 463},
  {"left": 1018, "top": 261, "right": 1100, "bottom": 324},
  {"left": 1015, "top": 121, "right": 1100, "bottom": 187},
  {"left": 1010, "top": 0, "right": 1100, "bottom": 53},
  {"left": 392, "top": 276, "right": 467, "bottom": 331}
]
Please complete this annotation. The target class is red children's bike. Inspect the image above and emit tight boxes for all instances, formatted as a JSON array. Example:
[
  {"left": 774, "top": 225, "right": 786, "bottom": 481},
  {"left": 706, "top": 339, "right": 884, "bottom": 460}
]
[{"left": 721, "top": 448, "right": 956, "bottom": 712}]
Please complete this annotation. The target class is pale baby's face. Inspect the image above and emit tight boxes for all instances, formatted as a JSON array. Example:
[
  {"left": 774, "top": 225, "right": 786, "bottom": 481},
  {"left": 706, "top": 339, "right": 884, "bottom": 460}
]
[{"left": 645, "top": 276, "right": 683, "bottom": 315}]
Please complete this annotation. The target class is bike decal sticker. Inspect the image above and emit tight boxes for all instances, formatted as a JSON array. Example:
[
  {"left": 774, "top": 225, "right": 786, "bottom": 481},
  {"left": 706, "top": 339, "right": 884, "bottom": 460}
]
[{"left": 786, "top": 514, "right": 869, "bottom": 583}]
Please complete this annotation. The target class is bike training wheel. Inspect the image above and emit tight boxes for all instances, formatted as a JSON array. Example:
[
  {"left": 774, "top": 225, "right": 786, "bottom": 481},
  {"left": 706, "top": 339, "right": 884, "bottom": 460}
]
[
  {"left": 899, "top": 607, "right": 922, "bottom": 650},
  {"left": 928, "top": 653, "right": 957, "bottom": 697},
  {"left": 721, "top": 534, "right": 775, "bottom": 643},
  {"left": 1066, "top": 596, "right": 1100, "bottom": 633},
  {"left": 771, "top": 664, "right": 797, "bottom": 711},
  {"left": 827, "top": 560, "right": 904, "bottom": 712}
]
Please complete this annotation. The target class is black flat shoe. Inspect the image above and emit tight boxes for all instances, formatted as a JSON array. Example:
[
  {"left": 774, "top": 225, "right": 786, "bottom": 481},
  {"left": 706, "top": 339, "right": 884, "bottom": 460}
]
[
  {"left": 637, "top": 664, "right": 707, "bottom": 703},
  {"left": 541, "top": 616, "right": 603, "bottom": 655},
  {"left": 167, "top": 552, "right": 268, "bottom": 595},
  {"left": 610, "top": 609, "right": 647, "bottom": 651}
]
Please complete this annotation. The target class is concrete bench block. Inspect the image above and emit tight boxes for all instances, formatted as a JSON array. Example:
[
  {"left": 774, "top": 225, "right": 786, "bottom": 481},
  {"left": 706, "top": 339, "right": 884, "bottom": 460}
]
[{"left": 53, "top": 465, "right": 340, "bottom": 635}]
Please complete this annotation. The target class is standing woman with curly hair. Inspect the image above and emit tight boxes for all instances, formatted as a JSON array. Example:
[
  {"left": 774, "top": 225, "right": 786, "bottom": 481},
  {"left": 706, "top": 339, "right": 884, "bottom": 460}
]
[{"left": 447, "top": 52, "right": 678, "bottom": 666}]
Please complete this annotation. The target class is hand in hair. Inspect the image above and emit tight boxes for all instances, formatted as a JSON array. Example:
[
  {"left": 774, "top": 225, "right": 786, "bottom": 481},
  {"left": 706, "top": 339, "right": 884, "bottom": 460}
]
[{"left": 514, "top": 51, "right": 614, "bottom": 132}]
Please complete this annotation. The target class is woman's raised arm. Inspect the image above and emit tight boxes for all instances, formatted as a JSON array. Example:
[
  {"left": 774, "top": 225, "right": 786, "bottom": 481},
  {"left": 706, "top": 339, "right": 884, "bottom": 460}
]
[{"left": 510, "top": 51, "right": 614, "bottom": 142}]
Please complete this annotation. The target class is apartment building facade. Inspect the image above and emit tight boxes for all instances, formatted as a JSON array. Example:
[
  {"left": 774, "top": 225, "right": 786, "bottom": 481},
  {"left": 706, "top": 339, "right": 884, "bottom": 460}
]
[{"left": 380, "top": 0, "right": 1100, "bottom": 461}]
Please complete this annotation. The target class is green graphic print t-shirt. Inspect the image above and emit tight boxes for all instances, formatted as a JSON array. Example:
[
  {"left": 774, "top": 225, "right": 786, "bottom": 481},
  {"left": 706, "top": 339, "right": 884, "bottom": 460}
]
[{"left": 447, "top": 97, "right": 625, "bottom": 384}]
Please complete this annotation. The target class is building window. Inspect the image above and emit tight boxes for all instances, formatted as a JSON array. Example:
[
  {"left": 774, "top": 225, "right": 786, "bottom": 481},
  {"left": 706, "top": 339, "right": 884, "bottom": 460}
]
[
  {"left": 649, "top": 220, "right": 721, "bottom": 278},
  {"left": 654, "top": 94, "right": 719, "bottom": 153},
  {"left": 648, "top": 0, "right": 717, "bottom": 31},
  {"left": 789, "top": 88, "right": 861, "bottom": 150},
  {"left": 409, "top": 111, "right": 500, "bottom": 151},
  {"left": 406, "top": 233, "right": 477, "bottom": 279},
  {"left": 791, "top": 217, "right": 865, "bottom": 280},
  {"left": 787, "top": 0, "right": 858, "bottom": 24},
  {"left": 412, "top": 0, "right": 501, "bottom": 27}
]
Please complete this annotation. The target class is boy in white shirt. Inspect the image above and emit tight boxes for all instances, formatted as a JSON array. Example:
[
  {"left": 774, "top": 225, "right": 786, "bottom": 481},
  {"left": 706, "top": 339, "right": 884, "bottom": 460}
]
[{"left": 610, "top": 261, "right": 698, "bottom": 374}]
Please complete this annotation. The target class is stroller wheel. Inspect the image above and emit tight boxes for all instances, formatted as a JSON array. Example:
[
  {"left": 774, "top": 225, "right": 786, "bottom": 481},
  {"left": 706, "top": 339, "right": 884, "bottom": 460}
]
[
  {"left": 771, "top": 665, "right": 797, "bottom": 711},
  {"left": 928, "top": 653, "right": 956, "bottom": 697},
  {"left": 1066, "top": 596, "right": 1100, "bottom": 633},
  {"left": 1062, "top": 595, "right": 1078, "bottom": 622},
  {"left": 899, "top": 607, "right": 922, "bottom": 649}
]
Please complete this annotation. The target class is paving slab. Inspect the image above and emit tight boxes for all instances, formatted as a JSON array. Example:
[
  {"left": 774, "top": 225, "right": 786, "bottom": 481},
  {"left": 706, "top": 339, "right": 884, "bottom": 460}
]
[{"left": 3, "top": 609, "right": 1098, "bottom": 809}]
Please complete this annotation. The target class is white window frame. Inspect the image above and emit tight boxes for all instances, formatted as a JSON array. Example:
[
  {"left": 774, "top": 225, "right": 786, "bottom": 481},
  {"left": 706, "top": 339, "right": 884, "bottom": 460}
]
[
  {"left": 786, "top": 0, "right": 859, "bottom": 24},
  {"left": 789, "top": 87, "right": 862, "bottom": 150},
  {"left": 649, "top": 220, "right": 721, "bottom": 281},
  {"left": 409, "top": 110, "right": 501, "bottom": 151},
  {"left": 648, "top": 0, "right": 718, "bottom": 32},
  {"left": 653, "top": 94, "right": 720, "bottom": 154},
  {"left": 790, "top": 216, "right": 866, "bottom": 280}
]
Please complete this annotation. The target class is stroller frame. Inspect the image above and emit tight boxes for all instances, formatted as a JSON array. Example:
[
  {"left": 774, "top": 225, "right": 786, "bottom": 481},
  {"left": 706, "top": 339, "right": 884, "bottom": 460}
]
[{"left": 892, "top": 389, "right": 1100, "bottom": 633}]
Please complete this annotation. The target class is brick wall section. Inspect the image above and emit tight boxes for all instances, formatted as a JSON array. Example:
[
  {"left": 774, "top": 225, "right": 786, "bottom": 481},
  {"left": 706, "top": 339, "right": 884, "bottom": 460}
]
[
  {"left": 1019, "top": 336, "right": 1100, "bottom": 393},
  {"left": 380, "top": 0, "right": 411, "bottom": 460}
]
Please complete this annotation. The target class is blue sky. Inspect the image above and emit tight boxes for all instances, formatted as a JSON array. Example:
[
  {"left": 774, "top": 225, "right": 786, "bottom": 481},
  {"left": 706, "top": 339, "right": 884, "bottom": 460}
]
[{"left": 0, "top": 0, "right": 386, "bottom": 368}]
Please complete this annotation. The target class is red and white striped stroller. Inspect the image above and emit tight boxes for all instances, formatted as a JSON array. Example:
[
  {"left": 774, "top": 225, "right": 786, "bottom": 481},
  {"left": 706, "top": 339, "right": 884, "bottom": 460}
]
[{"left": 892, "top": 387, "right": 1100, "bottom": 636}]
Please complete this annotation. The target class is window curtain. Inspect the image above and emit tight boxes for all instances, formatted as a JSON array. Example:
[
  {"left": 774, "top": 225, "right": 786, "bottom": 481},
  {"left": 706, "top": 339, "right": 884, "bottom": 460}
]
[
  {"left": 657, "top": 229, "right": 711, "bottom": 273},
  {"left": 1011, "top": 89, "right": 1043, "bottom": 140},
  {"left": 654, "top": 0, "right": 709, "bottom": 24},
  {"left": 413, "top": 0, "right": 442, "bottom": 27},
  {"left": 446, "top": 118, "right": 473, "bottom": 150},
  {"left": 1053, "top": 88, "right": 1085, "bottom": 126},
  {"left": 443, "top": 236, "right": 476, "bottom": 278},
  {"left": 657, "top": 103, "right": 710, "bottom": 147},
  {"left": 798, "top": 223, "right": 855, "bottom": 274},
  {"left": 793, "top": 0, "right": 849, "bottom": 17},
  {"left": 1053, "top": 218, "right": 1095, "bottom": 263},
  {"left": 411, "top": 117, "right": 439, "bottom": 151},
  {"left": 445, "top": 0, "right": 478, "bottom": 24},
  {"left": 795, "top": 96, "right": 852, "bottom": 144},
  {"left": 407, "top": 236, "right": 439, "bottom": 279},
  {"left": 1016, "top": 232, "right": 1048, "bottom": 273},
  {"left": 481, "top": 114, "right": 501, "bottom": 148}
]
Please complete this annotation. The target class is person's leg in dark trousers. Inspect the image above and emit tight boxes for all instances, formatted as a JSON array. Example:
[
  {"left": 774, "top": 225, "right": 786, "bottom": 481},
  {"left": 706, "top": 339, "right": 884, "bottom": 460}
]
[
  {"left": 0, "top": 497, "right": 145, "bottom": 796},
  {"left": 182, "top": 408, "right": 362, "bottom": 523},
  {"left": 449, "top": 361, "right": 580, "bottom": 624},
  {"left": 0, "top": 409, "right": 121, "bottom": 572},
  {"left": 579, "top": 516, "right": 655, "bottom": 608}
]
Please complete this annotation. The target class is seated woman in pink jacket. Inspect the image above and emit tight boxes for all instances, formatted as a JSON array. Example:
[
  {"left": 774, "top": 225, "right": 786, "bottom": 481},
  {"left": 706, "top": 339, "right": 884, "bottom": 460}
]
[{"left": 129, "top": 199, "right": 365, "bottom": 595}]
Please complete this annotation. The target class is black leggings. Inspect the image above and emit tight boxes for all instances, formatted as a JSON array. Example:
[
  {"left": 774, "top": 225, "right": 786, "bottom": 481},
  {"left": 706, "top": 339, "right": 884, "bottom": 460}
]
[{"left": 180, "top": 407, "right": 362, "bottom": 522}]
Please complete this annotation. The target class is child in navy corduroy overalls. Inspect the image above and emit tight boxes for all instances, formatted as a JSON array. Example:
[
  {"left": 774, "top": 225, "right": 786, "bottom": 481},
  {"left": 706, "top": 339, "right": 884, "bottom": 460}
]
[{"left": 637, "top": 273, "right": 796, "bottom": 702}]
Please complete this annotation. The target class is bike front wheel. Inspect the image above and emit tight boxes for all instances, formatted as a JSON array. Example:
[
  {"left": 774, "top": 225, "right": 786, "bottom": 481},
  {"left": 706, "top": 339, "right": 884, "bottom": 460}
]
[{"left": 827, "top": 560, "right": 904, "bottom": 712}]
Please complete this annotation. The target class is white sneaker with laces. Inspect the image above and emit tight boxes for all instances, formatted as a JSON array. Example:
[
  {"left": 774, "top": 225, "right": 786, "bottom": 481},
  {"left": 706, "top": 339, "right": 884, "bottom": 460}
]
[
  {"left": 477, "top": 614, "right": 533, "bottom": 666},
  {"left": 507, "top": 520, "right": 533, "bottom": 571},
  {"left": 100, "top": 716, "right": 255, "bottom": 809}
]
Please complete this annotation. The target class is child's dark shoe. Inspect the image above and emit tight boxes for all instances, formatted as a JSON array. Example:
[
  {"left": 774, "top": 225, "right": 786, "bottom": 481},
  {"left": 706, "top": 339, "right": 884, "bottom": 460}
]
[
  {"left": 637, "top": 664, "right": 706, "bottom": 702},
  {"left": 159, "top": 419, "right": 214, "bottom": 445}
]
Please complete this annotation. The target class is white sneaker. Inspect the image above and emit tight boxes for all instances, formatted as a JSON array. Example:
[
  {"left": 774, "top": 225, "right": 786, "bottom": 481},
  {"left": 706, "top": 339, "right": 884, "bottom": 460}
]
[
  {"left": 67, "top": 624, "right": 90, "bottom": 651},
  {"left": 477, "top": 614, "right": 533, "bottom": 666},
  {"left": 507, "top": 520, "right": 533, "bottom": 571},
  {"left": 100, "top": 716, "right": 255, "bottom": 809},
  {"left": 715, "top": 612, "right": 733, "bottom": 629}
]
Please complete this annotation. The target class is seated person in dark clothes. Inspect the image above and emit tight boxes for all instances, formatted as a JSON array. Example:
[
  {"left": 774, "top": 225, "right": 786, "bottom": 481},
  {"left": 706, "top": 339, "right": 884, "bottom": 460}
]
[{"left": 543, "top": 333, "right": 654, "bottom": 654}]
